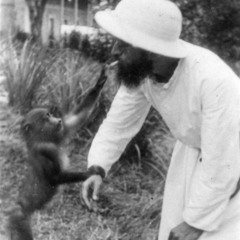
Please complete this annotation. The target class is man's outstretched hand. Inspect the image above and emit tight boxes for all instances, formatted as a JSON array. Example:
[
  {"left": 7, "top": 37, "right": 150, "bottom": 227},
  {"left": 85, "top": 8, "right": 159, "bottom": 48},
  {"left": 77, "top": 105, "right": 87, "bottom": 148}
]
[
  {"left": 168, "top": 222, "right": 203, "bottom": 240},
  {"left": 82, "top": 175, "right": 103, "bottom": 210}
]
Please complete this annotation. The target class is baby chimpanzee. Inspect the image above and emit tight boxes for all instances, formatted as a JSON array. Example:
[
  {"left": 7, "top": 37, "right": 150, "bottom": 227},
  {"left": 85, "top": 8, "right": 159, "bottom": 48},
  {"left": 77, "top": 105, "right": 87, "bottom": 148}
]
[{"left": 8, "top": 68, "right": 107, "bottom": 240}]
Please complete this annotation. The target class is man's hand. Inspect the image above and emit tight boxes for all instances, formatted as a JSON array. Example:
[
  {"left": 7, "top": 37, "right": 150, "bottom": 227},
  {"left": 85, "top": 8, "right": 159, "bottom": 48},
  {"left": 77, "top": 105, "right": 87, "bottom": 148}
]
[
  {"left": 82, "top": 175, "right": 103, "bottom": 210},
  {"left": 168, "top": 222, "right": 203, "bottom": 240}
]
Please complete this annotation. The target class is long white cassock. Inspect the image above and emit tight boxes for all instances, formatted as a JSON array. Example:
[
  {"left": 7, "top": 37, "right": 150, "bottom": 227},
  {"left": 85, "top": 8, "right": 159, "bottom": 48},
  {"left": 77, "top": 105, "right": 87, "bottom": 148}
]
[{"left": 87, "top": 42, "right": 240, "bottom": 240}]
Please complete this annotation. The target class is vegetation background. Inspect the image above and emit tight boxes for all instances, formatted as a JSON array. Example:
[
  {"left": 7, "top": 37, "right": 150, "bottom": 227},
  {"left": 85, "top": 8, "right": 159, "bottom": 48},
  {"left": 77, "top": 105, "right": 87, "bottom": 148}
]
[{"left": 0, "top": 0, "right": 240, "bottom": 239}]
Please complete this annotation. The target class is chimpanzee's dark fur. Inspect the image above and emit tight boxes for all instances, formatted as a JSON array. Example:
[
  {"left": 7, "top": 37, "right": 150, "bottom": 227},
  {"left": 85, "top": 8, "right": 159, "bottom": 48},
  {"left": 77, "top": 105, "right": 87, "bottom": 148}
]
[{"left": 8, "top": 68, "right": 107, "bottom": 240}]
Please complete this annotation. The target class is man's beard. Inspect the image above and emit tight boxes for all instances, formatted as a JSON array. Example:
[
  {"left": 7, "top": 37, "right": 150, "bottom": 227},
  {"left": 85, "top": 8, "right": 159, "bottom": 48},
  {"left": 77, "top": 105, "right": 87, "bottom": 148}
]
[{"left": 116, "top": 52, "right": 153, "bottom": 89}]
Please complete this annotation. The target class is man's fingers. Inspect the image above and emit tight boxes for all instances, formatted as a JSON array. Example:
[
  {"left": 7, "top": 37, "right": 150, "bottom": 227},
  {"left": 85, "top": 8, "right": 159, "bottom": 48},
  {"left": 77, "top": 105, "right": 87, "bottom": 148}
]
[
  {"left": 82, "top": 178, "right": 92, "bottom": 209},
  {"left": 92, "top": 177, "right": 102, "bottom": 200},
  {"left": 82, "top": 175, "right": 103, "bottom": 209}
]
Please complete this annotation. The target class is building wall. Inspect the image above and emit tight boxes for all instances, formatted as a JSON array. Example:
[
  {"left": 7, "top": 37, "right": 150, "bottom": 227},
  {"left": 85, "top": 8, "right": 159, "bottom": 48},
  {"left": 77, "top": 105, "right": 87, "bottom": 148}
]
[
  {"left": 42, "top": 2, "right": 89, "bottom": 44},
  {"left": 0, "top": 0, "right": 90, "bottom": 44},
  {"left": 40, "top": 0, "right": 90, "bottom": 44},
  {"left": 15, "top": 0, "right": 30, "bottom": 33},
  {"left": 42, "top": 3, "right": 61, "bottom": 44},
  {"left": 0, "top": 0, "right": 15, "bottom": 34}
]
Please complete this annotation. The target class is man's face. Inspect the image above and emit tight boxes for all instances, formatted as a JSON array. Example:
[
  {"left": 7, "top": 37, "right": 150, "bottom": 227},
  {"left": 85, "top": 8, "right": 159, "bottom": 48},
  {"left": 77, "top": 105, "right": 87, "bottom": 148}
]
[{"left": 111, "top": 40, "right": 153, "bottom": 88}]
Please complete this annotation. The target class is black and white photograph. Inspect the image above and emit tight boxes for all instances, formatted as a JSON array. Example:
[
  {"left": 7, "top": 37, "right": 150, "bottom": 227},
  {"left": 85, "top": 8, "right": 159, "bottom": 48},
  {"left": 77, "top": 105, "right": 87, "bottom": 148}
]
[{"left": 0, "top": 0, "right": 240, "bottom": 239}]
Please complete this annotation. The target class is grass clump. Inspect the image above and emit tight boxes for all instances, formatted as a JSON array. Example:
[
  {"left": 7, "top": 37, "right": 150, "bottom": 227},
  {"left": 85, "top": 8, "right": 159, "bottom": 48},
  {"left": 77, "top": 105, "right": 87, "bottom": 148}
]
[
  {"left": 0, "top": 39, "right": 58, "bottom": 113},
  {"left": 39, "top": 50, "right": 102, "bottom": 114}
]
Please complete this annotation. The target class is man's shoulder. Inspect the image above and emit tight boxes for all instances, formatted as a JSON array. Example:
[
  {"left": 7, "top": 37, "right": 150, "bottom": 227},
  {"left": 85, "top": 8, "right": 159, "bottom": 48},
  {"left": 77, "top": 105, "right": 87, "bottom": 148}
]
[
  {"left": 183, "top": 42, "right": 235, "bottom": 78},
  {"left": 178, "top": 42, "right": 239, "bottom": 92},
  {"left": 184, "top": 42, "right": 220, "bottom": 65}
]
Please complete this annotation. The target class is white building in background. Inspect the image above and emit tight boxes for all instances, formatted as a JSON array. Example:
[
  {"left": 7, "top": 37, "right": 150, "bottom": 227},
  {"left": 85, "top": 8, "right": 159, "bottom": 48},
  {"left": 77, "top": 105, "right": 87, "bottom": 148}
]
[{"left": 0, "top": 0, "right": 94, "bottom": 44}]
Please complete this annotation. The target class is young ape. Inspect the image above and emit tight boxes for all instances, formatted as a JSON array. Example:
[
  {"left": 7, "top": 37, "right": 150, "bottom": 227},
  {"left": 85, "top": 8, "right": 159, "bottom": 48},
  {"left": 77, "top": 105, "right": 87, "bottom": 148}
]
[{"left": 8, "top": 68, "right": 107, "bottom": 240}]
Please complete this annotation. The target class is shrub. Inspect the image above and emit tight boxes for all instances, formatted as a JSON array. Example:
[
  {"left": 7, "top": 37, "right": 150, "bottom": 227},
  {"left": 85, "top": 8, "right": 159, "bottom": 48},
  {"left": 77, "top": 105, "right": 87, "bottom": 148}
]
[
  {"left": 0, "top": 38, "right": 58, "bottom": 113},
  {"left": 68, "top": 31, "right": 81, "bottom": 50},
  {"left": 40, "top": 50, "right": 100, "bottom": 112},
  {"left": 175, "top": 0, "right": 240, "bottom": 61}
]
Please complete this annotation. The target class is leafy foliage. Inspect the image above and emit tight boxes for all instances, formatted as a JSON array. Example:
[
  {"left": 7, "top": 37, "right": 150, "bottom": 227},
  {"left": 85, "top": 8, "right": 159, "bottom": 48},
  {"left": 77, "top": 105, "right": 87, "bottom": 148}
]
[
  {"left": 175, "top": 0, "right": 240, "bottom": 61},
  {"left": 39, "top": 50, "right": 98, "bottom": 113},
  {"left": 0, "top": 39, "right": 58, "bottom": 113}
]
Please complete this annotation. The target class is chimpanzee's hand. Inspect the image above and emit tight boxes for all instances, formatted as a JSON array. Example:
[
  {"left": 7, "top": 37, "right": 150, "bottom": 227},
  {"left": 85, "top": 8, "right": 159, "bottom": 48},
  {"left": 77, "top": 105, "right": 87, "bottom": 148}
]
[
  {"left": 82, "top": 175, "right": 103, "bottom": 210},
  {"left": 168, "top": 222, "right": 203, "bottom": 240}
]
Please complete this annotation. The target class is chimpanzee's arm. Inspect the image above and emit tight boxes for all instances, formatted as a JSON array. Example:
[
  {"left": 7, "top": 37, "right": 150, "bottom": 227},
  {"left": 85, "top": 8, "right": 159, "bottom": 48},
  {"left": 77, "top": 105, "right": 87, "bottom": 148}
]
[
  {"left": 63, "top": 67, "right": 107, "bottom": 133},
  {"left": 35, "top": 144, "right": 62, "bottom": 183},
  {"left": 52, "top": 165, "right": 105, "bottom": 185},
  {"left": 51, "top": 171, "right": 89, "bottom": 185},
  {"left": 35, "top": 144, "right": 90, "bottom": 186},
  {"left": 38, "top": 154, "right": 89, "bottom": 186}
]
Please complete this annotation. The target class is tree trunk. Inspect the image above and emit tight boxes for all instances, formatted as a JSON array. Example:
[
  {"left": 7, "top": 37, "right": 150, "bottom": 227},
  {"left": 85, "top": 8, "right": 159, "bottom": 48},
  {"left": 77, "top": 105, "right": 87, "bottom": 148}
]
[{"left": 25, "top": 0, "right": 48, "bottom": 43}]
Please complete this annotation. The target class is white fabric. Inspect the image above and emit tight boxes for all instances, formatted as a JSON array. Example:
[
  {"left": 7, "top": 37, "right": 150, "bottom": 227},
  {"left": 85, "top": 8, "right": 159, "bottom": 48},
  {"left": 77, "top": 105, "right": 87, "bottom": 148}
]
[{"left": 88, "top": 42, "right": 240, "bottom": 239}]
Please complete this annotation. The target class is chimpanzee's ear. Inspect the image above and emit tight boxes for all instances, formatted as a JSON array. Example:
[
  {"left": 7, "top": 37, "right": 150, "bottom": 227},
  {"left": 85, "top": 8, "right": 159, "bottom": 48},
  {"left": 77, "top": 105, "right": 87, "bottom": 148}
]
[{"left": 21, "top": 120, "right": 32, "bottom": 135}]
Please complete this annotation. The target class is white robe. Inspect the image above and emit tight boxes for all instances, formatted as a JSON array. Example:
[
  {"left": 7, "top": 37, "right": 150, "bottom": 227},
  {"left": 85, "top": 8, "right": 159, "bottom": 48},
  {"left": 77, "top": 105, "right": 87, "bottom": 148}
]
[{"left": 88, "top": 43, "right": 240, "bottom": 239}]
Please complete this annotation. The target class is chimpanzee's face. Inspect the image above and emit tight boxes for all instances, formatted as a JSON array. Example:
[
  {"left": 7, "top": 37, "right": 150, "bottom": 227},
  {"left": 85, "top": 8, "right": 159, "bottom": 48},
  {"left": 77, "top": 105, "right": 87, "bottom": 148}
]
[{"left": 21, "top": 108, "right": 64, "bottom": 144}]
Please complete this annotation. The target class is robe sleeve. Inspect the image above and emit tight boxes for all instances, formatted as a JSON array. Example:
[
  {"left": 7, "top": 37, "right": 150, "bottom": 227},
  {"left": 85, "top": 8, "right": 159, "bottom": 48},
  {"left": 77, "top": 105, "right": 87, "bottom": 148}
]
[
  {"left": 183, "top": 76, "right": 240, "bottom": 231},
  {"left": 87, "top": 84, "right": 151, "bottom": 175}
]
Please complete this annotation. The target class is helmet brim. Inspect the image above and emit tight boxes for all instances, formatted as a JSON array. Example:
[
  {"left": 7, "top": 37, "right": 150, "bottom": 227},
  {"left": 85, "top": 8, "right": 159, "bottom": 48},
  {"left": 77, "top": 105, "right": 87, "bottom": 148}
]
[{"left": 95, "top": 10, "right": 189, "bottom": 59}]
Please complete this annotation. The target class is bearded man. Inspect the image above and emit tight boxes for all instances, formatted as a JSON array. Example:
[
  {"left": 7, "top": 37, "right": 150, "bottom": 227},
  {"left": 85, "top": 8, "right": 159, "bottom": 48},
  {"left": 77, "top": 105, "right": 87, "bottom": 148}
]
[{"left": 82, "top": 0, "right": 240, "bottom": 239}]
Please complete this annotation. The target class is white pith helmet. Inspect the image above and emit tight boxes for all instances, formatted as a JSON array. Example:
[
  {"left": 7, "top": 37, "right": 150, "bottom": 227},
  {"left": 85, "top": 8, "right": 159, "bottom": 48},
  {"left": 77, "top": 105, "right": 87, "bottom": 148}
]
[{"left": 95, "top": 0, "right": 188, "bottom": 58}]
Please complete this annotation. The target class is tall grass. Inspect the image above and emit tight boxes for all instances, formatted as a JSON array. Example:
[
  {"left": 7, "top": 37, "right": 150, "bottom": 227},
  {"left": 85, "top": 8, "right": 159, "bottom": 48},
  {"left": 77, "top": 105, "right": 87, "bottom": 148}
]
[
  {"left": 40, "top": 50, "right": 103, "bottom": 114},
  {"left": 0, "top": 38, "right": 58, "bottom": 113}
]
